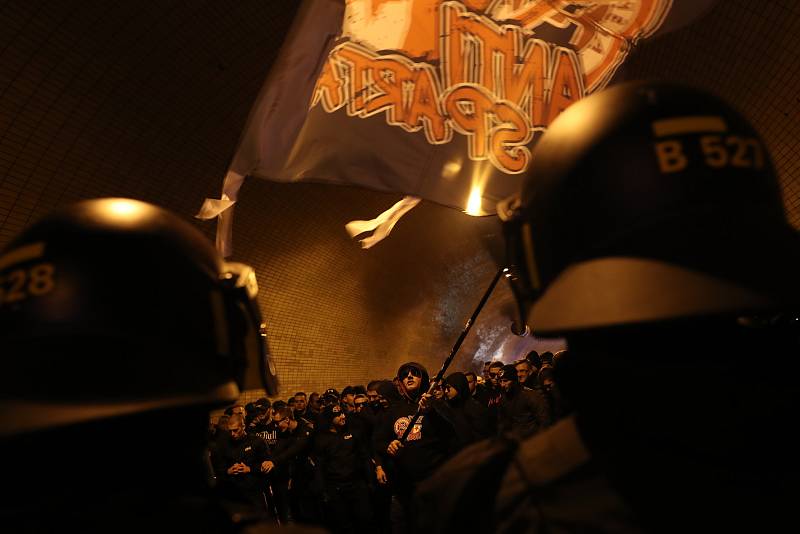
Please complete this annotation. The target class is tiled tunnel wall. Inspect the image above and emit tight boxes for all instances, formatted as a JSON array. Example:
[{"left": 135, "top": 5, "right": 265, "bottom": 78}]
[{"left": 0, "top": 1, "right": 797, "bottom": 404}]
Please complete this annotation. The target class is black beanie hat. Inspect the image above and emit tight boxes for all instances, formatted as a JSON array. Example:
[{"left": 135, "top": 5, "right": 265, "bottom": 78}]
[
  {"left": 526, "top": 350, "right": 541, "bottom": 368},
  {"left": 375, "top": 380, "right": 400, "bottom": 402},
  {"left": 319, "top": 404, "right": 344, "bottom": 429},
  {"left": 445, "top": 372, "right": 470, "bottom": 400},
  {"left": 500, "top": 364, "right": 518, "bottom": 381}
]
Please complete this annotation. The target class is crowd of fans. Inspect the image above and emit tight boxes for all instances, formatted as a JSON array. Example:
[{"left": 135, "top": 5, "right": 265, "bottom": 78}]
[
  {"left": 207, "top": 351, "right": 567, "bottom": 533},
  {"left": 3, "top": 82, "right": 795, "bottom": 532}
]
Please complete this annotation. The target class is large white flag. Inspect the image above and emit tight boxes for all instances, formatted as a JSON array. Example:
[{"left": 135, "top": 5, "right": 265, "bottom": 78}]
[{"left": 199, "top": 0, "right": 718, "bottom": 254}]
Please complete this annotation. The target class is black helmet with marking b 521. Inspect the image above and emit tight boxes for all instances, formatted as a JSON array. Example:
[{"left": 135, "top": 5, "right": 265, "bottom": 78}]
[
  {"left": 0, "top": 198, "right": 279, "bottom": 436},
  {"left": 499, "top": 81, "right": 800, "bottom": 335}
]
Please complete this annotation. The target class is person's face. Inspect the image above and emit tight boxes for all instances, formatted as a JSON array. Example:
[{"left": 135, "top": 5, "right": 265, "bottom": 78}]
[
  {"left": 294, "top": 395, "right": 307, "bottom": 411},
  {"left": 400, "top": 367, "right": 422, "bottom": 392},
  {"left": 273, "top": 413, "right": 291, "bottom": 433},
  {"left": 488, "top": 366, "right": 502, "bottom": 387},
  {"left": 309, "top": 394, "right": 320, "bottom": 409},
  {"left": 228, "top": 420, "right": 246, "bottom": 440},
  {"left": 231, "top": 405, "right": 245, "bottom": 417},
  {"left": 444, "top": 383, "right": 458, "bottom": 400},
  {"left": 367, "top": 390, "right": 380, "bottom": 404},
  {"left": 465, "top": 375, "right": 476, "bottom": 394},
  {"left": 354, "top": 396, "right": 368, "bottom": 412},
  {"left": 288, "top": 398, "right": 296, "bottom": 409},
  {"left": 331, "top": 406, "right": 346, "bottom": 427},
  {"left": 515, "top": 363, "right": 531, "bottom": 383},
  {"left": 483, "top": 363, "right": 491, "bottom": 379},
  {"left": 500, "top": 378, "right": 514, "bottom": 393}
]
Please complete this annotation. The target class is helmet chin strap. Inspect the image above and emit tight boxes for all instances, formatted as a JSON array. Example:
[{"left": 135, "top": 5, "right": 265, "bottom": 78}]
[{"left": 220, "top": 262, "right": 279, "bottom": 396}]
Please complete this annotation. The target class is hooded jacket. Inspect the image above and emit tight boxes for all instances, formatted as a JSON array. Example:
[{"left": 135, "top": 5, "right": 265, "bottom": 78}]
[
  {"left": 373, "top": 362, "right": 454, "bottom": 491},
  {"left": 428, "top": 372, "right": 492, "bottom": 451},
  {"left": 446, "top": 372, "right": 492, "bottom": 443}
]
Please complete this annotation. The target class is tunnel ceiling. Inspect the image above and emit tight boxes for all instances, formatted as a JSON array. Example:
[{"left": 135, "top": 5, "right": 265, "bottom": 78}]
[{"left": 1, "top": 1, "right": 797, "bottom": 397}]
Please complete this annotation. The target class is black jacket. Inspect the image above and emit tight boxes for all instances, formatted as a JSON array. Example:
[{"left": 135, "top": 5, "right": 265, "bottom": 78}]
[
  {"left": 314, "top": 427, "right": 371, "bottom": 487},
  {"left": 433, "top": 373, "right": 492, "bottom": 450},
  {"left": 211, "top": 433, "right": 270, "bottom": 495},
  {"left": 271, "top": 420, "right": 315, "bottom": 485},
  {"left": 373, "top": 396, "right": 454, "bottom": 490},
  {"left": 497, "top": 384, "right": 552, "bottom": 438}
]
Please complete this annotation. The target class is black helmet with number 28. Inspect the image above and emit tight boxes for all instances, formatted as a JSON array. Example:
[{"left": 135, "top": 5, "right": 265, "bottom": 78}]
[
  {"left": 499, "top": 81, "right": 800, "bottom": 335},
  {"left": 0, "top": 198, "right": 279, "bottom": 437}
]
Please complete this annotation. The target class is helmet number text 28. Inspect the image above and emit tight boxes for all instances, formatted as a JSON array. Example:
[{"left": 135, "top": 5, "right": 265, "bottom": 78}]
[{"left": 0, "top": 263, "right": 56, "bottom": 306}]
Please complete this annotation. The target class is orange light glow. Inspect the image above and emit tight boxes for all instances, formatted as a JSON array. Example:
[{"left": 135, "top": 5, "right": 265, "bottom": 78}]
[
  {"left": 464, "top": 162, "right": 491, "bottom": 216},
  {"left": 466, "top": 186, "right": 483, "bottom": 215},
  {"left": 105, "top": 199, "right": 142, "bottom": 217}
]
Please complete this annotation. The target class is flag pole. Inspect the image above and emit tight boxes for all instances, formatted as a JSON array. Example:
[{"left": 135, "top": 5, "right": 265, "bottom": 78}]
[{"left": 400, "top": 266, "right": 507, "bottom": 443}]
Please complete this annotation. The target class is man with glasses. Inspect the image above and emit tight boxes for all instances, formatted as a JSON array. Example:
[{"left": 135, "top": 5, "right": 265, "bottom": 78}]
[
  {"left": 347, "top": 393, "right": 374, "bottom": 452},
  {"left": 491, "top": 361, "right": 508, "bottom": 422},
  {"left": 353, "top": 394, "right": 369, "bottom": 412},
  {"left": 261, "top": 407, "right": 318, "bottom": 525},
  {"left": 374, "top": 362, "right": 455, "bottom": 533}
]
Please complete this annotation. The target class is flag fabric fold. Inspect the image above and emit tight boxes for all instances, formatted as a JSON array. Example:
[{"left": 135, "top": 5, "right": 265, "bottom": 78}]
[
  {"left": 345, "top": 196, "right": 422, "bottom": 249},
  {"left": 196, "top": 170, "right": 245, "bottom": 258}
]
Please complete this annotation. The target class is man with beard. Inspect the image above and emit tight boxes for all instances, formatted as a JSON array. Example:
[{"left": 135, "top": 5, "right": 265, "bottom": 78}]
[
  {"left": 341, "top": 386, "right": 357, "bottom": 413},
  {"left": 374, "top": 362, "right": 454, "bottom": 533},
  {"left": 496, "top": 364, "right": 551, "bottom": 438},
  {"left": 314, "top": 404, "right": 372, "bottom": 533},
  {"left": 293, "top": 391, "right": 316, "bottom": 429}
]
